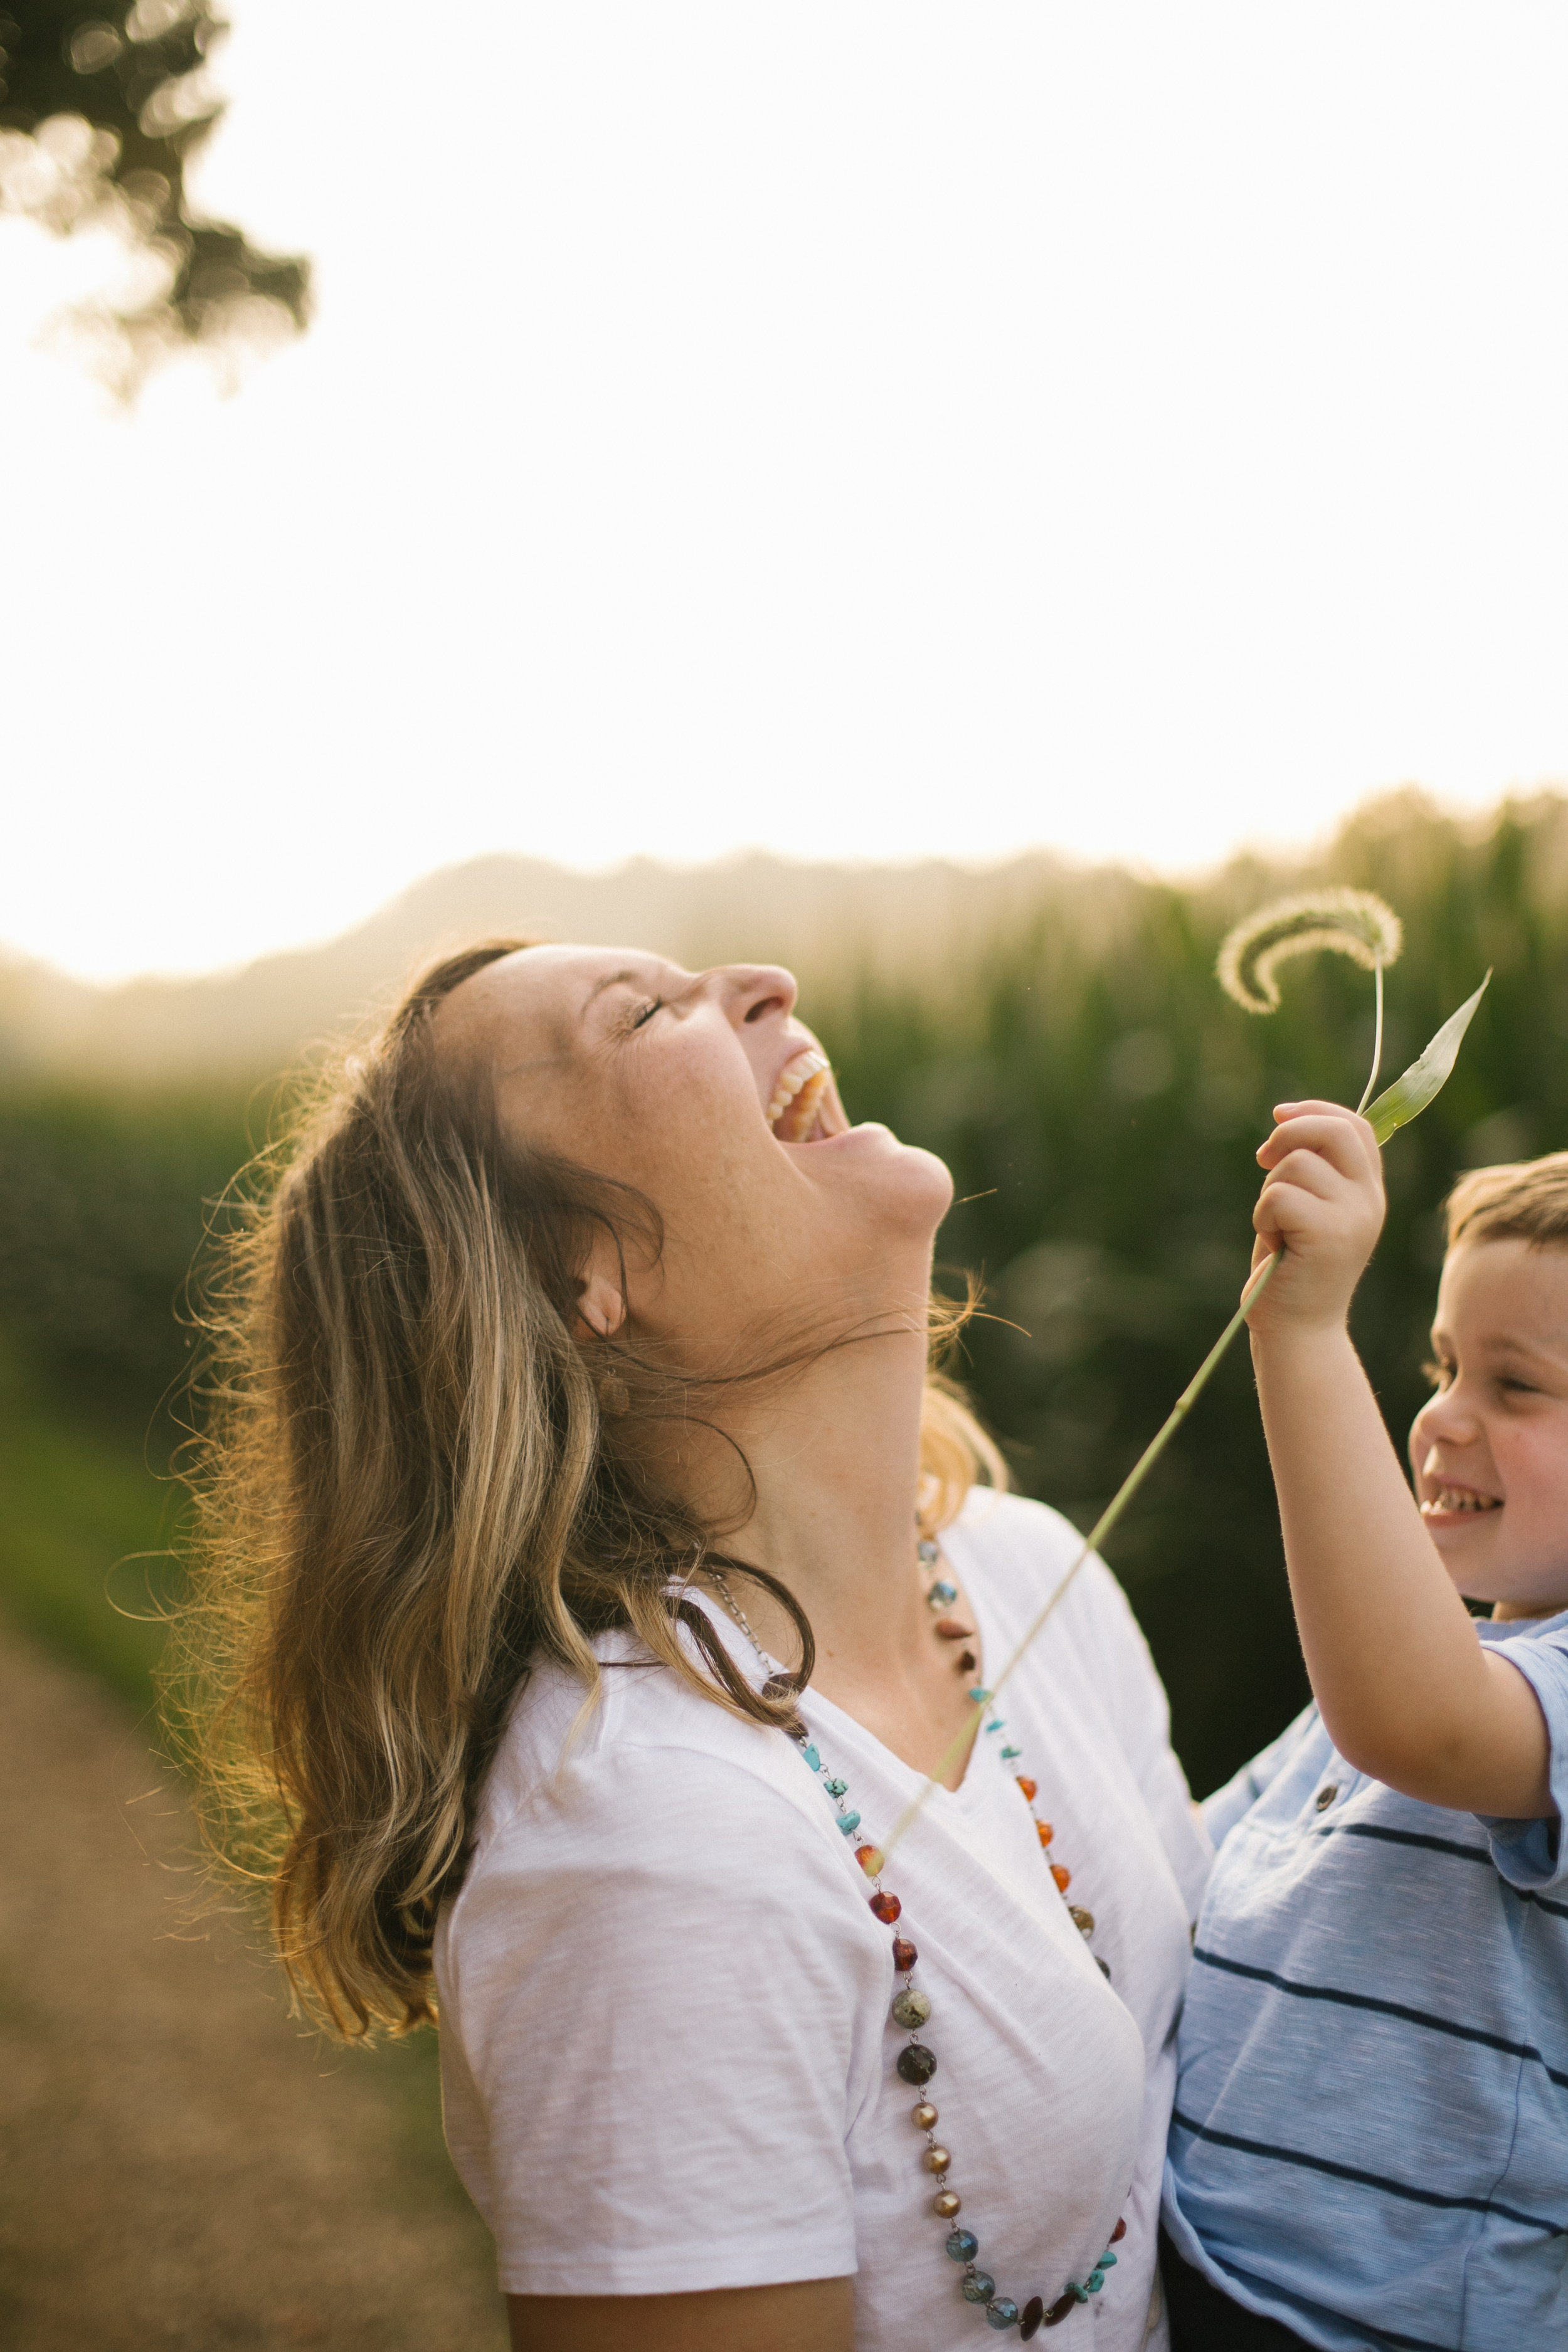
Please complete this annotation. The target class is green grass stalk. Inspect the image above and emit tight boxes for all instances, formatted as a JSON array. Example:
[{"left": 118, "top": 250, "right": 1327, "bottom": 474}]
[{"left": 878, "top": 1247, "right": 1281, "bottom": 1867}]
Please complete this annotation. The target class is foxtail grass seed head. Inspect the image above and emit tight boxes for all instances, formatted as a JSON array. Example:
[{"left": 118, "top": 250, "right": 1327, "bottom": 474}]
[{"left": 1216, "top": 887, "right": 1404, "bottom": 1015}]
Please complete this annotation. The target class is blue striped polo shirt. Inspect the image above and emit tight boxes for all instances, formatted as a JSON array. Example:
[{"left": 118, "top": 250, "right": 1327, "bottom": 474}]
[{"left": 1162, "top": 1608, "right": 1568, "bottom": 2352}]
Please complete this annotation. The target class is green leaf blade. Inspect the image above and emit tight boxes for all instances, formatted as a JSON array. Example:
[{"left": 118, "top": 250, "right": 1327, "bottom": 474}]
[{"left": 1364, "top": 972, "right": 1491, "bottom": 1147}]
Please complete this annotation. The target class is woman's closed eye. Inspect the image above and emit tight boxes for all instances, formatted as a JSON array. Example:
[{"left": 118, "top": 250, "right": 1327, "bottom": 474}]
[{"left": 630, "top": 996, "right": 665, "bottom": 1031}]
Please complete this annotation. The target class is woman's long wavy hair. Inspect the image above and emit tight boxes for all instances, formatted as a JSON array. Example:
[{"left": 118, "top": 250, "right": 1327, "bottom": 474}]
[{"left": 167, "top": 942, "right": 1006, "bottom": 2039}]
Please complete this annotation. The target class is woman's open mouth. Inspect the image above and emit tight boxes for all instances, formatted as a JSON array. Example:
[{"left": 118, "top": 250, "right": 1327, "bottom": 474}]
[{"left": 766, "top": 1047, "right": 848, "bottom": 1144}]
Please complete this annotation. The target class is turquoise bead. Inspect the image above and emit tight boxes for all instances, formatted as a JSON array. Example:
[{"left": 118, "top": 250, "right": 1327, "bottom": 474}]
[
  {"left": 1086, "top": 2270, "right": 1105, "bottom": 2292},
  {"left": 1070, "top": 2282, "right": 1090, "bottom": 2303},
  {"left": 961, "top": 2272, "right": 996, "bottom": 2304},
  {"left": 968, "top": 1687, "right": 991, "bottom": 1703},
  {"left": 1001, "top": 1745, "right": 1022, "bottom": 1759},
  {"left": 836, "top": 1811, "right": 862, "bottom": 1835},
  {"left": 825, "top": 1777, "right": 849, "bottom": 1797},
  {"left": 1096, "top": 2251, "right": 1118, "bottom": 2269},
  {"left": 945, "top": 2230, "right": 978, "bottom": 2264},
  {"left": 986, "top": 2300, "right": 1019, "bottom": 2329},
  {"left": 800, "top": 1744, "right": 820, "bottom": 1771},
  {"left": 986, "top": 1720, "right": 1004, "bottom": 1732}
]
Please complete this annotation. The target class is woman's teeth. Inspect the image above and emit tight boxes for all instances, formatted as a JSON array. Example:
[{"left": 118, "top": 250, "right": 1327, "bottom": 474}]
[
  {"left": 1421, "top": 1488, "right": 1502, "bottom": 1517},
  {"left": 767, "top": 1048, "right": 832, "bottom": 1142}
]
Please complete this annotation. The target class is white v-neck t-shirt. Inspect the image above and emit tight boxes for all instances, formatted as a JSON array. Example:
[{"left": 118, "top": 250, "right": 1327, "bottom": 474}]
[{"left": 434, "top": 1490, "right": 1211, "bottom": 2350}]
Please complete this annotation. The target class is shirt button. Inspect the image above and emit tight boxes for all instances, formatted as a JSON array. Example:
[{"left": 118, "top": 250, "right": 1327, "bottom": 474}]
[{"left": 1314, "top": 1783, "right": 1340, "bottom": 1812}]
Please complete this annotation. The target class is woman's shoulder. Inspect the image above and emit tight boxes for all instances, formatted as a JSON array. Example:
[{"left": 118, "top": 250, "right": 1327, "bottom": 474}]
[
  {"left": 470, "top": 1637, "right": 846, "bottom": 1882},
  {"left": 947, "top": 1485, "right": 1138, "bottom": 1650}
]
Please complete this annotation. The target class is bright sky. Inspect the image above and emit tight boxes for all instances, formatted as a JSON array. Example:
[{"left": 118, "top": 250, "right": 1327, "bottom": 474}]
[{"left": 5, "top": 3, "right": 1568, "bottom": 983}]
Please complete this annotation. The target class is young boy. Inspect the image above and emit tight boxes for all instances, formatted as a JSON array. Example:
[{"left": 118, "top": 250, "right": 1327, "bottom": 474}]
[{"left": 1162, "top": 1111, "right": 1568, "bottom": 2352}]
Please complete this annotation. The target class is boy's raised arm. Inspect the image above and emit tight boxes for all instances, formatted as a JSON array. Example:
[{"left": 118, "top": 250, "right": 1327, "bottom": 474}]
[{"left": 1246, "top": 1101, "right": 1552, "bottom": 1821}]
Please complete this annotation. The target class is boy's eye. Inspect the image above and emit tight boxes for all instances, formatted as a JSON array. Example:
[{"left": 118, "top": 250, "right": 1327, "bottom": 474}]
[{"left": 630, "top": 996, "right": 664, "bottom": 1030}]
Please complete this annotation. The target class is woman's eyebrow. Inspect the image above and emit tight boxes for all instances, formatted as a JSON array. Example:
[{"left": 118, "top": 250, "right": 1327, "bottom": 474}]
[{"left": 581, "top": 968, "right": 644, "bottom": 1015}]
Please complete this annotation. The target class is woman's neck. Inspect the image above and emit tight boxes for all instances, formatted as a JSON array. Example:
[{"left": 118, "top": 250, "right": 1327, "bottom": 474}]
[{"left": 670, "top": 1318, "right": 937, "bottom": 1700}]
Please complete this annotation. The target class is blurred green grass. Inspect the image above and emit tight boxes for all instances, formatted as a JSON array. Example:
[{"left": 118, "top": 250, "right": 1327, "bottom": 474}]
[{"left": 0, "top": 1351, "right": 181, "bottom": 1714}]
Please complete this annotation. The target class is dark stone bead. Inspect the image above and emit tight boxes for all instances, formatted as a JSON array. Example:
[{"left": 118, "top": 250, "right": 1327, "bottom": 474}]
[
  {"left": 761, "top": 1675, "right": 795, "bottom": 1700},
  {"left": 958, "top": 1650, "right": 977, "bottom": 1673},
  {"left": 1315, "top": 1782, "right": 1340, "bottom": 1811},
  {"left": 1110, "top": 2217, "right": 1126, "bottom": 2243},
  {"left": 896, "top": 2041, "right": 936, "bottom": 2085},
  {"left": 945, "top": 2229, "right": 978, "bottom": 2264},
  {"left": 892, "top": 1936, "right": 918, "bottom": 1973},
  {"left": 1019, "top": 2297, "right": 1044, "bottom": 2340},
  {"left": 1042, "top": 2289, "right": 1079, "bottom": 2326},
  {"left": 960, "top": 2270, "right": 996, "bottom": 2304},
  {"left": 869, "top": 1890, "right": 902, "bottom": 1924}
]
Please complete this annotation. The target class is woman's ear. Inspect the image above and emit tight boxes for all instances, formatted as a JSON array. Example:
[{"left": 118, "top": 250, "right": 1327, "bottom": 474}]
[{"left": 574, "top": 1256, "right": 627, "bottom": 1341}]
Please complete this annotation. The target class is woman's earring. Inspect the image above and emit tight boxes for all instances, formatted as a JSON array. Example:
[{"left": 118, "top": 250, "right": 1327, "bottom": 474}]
[{"left": 597, "top": 1372, "right": 630, "bottom": 1417}]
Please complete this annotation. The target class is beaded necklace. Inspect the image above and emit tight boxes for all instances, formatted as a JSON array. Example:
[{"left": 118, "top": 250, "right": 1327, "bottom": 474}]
[{"left": 708, "top": 1545, "right": 1126, "bottom": 2341}]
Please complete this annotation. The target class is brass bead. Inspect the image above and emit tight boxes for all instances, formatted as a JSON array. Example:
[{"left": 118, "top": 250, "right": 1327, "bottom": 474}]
[
  {"left": 923, "top": 2144, "right": 952, "bottom": 2175},
  {"left": 911, "top": 2101, "right": 938, "bottom": 2131},
  {"left": 933, "top": 2190, "right": 961, "bottom": 2218}
]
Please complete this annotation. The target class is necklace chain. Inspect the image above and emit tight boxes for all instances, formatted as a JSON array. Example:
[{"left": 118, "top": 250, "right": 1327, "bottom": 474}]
[{"left": 701, "top": 1546, "right": 1124, "bottom": 2338}]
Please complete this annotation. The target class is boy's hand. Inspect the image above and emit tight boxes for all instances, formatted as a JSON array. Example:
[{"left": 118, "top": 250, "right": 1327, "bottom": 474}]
[{"left": 1246, "top": 1099, "right": 1385, "bottom": 1334}]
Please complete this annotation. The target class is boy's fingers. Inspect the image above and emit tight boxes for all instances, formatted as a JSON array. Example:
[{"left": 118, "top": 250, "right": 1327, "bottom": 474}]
[
  {"left": 1260, "top": 1149, "right": 1343, "bottom": 1205},
  {"left": 1270, "top": 1100, "right": 1382, "bottom": 1170},
  {"left": 1258, "top": 1113, "right": 1382, "bottom": 1183}
]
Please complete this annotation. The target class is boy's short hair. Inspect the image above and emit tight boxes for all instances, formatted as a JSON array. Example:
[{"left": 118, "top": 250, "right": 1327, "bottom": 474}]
[{"left": 1446, "top": 1152, "right": 1568, "bottom": 1252}]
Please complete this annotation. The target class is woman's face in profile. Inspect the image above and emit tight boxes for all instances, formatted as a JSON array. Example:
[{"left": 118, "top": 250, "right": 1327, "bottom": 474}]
[{"left": 436, "top": 943, "right": 953, "bottom": 1360}]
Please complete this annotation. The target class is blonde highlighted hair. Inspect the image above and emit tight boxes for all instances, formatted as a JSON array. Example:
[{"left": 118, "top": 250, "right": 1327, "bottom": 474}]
[
  {"left": 1446, "top": 1150, "right": 1568, "bottom": 1253},
  {"left": 167, "top": 943, "right": 1004, "bottom": 2039}
]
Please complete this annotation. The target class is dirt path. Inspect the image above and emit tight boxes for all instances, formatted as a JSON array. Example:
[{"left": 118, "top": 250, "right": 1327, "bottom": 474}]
[{"left": 0, "top": 1619, "right": 509, "bottom": 2352}]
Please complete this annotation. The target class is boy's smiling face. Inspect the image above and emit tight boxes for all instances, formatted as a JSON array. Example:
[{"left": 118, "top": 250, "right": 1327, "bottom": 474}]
[{"left": 1411, "top": 1236, "right": 1568, "bottom": 1619}]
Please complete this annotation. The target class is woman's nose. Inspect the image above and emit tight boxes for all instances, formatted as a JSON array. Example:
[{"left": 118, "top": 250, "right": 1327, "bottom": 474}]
[{"left": 718, "top": 965, "right": 798, "bottom": 1026}]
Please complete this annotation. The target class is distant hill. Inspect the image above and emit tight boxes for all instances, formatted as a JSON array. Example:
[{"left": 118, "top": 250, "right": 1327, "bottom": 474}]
[
  {"left": 4, "top": 795, "right": 1559, "bottom": 1082},
  {"left": 0, "top": 847, "right": 1140, "bottom": 1081}
]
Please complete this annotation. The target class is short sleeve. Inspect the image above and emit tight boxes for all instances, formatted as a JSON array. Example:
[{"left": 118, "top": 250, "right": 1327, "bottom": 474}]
[
  {"left": 1200, "top": 1703, "right": 1320, "bottom": 1851},
  {"left": 1476, "top": 1631, "right": 1568, "bottom": 1891},
  {"left": 440, "top": 1738, "right": 887, "bottom": 2297}
]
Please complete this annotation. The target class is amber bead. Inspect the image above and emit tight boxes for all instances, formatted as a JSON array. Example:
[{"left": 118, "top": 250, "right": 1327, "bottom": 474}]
[
  {"left": 1042, "top": 2289, "right": 1079, "bottom": 2327},
  {"left": 1036, "top": 1820, "right": 1054, "bottom": 1848},
  {"left": 1069, "top": 1905, "right": 1095, "bottom": 1936},
  {"left": 933, "top": 2190, "right": 961, "bottom": 2218},
  {"left": 896, "top": 2042, "right": 936, "bottom": 2085},
  {"left": 856, "top": 1843, "right": 885, "bottom": 1877},
  {"left": 869, "top": 1890, "right": 902, "bottom": 1924},
  {"left": 1110, "top": 2217, "right": 1126, "bottom": 2243},
  {"left": 957, "top": 1650, "right": 977, "bottom": 1673},
  {"left": 1019, "top": 2296, "right": 1044, "bottom": 2340},
  {"left": 1015, "top": 1775, "right": 1037, "bottom": 1802},
  {"left": 1051, "top": 1862, "right": 1072, "bottom": 1892},
  {"left": 892, "top": 1936, "right": 918, "bottom": 1973},
  {"left": 933, "top": 1618, "right": 975, "bottom": 1641},
  {"left": 923, "top": 2144, "right": 951, "bottom": 2175}
]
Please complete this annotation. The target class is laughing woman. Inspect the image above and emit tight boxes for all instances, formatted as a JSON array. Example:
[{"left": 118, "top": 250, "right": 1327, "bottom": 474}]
[{"left": 180, "top": 942, "right": 1210, "bottom": 2352}]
